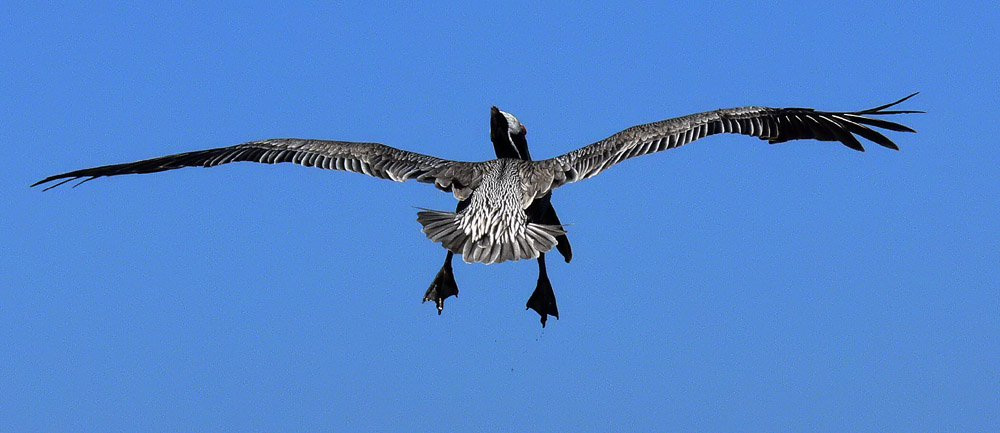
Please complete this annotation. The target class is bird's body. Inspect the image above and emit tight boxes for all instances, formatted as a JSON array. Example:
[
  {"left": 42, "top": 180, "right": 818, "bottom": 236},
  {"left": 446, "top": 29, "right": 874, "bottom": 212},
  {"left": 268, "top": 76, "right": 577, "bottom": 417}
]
[
  {"left": 418, "top": 158, "right": 566, "bottom": 264},
  {"left": 34, "top": 94, "right": 921, "bottom": 324}
]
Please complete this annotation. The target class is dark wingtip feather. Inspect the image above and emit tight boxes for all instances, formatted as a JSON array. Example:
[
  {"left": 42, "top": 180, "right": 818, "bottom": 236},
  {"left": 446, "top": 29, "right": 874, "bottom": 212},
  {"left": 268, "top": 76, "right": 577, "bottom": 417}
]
[
  {"left": 879, "top": 140, "right": 901, "bottom": 151},
  {"left": 814, "top": 115, "right": 866, "bottom": 151},
  {"left": 837, "top": 131, "right": 867, "bottom": 152},
  {"left": 31, "top": 174, "right": 62, "bottom": 188},
  {"left": 836, "top": 94, "right": 920, "bottom": 149},
  {"left": 72, "top": 177, "right": 99, "bottom": 189},
  {"left": 859, "top": 92, "right": 920, "bottom": 113},
  {"left": 34, "top": 175, "right": 82, "bottom": 191},
  {"left": 832, "top": 115, "right": 902, "bottom": 150},
  {"left": 870, "top": 110, "right": 925, "bottom": 115},
  {"left": 33, "top": 167, "right": 105, "bottom": 191},
  {"left": 842, "top": 114, "right": 918, "bottom": 133}
]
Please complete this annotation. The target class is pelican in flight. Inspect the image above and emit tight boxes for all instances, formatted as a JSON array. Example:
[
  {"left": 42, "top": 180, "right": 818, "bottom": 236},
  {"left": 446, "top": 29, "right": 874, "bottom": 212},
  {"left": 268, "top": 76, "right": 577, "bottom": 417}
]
[
  {"left": 34, "top": 94, "right": 920, "bottom": 325},
  {"left": 427, "top": 107, "right": 569, "bottom": 325}
]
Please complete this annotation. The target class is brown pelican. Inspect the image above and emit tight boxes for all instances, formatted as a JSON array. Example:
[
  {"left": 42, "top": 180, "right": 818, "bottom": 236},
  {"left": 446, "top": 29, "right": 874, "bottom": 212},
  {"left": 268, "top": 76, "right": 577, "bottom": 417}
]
[
  {"left": 33, "top": 94, "right": 920, "bottom": 324},
  {"left": 425, "top": 107, "right": 568, "bottom": 325}
]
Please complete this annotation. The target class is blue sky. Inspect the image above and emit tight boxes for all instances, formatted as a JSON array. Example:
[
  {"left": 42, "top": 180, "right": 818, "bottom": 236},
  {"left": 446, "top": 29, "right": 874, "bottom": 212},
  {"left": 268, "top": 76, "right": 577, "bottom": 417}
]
[{"left": 3, "top": 2, "right": 997, "bottom": 432}]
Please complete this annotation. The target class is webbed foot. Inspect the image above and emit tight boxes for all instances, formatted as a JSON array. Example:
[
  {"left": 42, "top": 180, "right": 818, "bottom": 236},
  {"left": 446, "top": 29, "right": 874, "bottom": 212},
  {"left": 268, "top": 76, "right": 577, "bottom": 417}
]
[
  {"left": 423, "top": 253, "right": 459, "bottom": 314},
  {"left": 526, "top": 255, "right": 559, "bottom": 327}
]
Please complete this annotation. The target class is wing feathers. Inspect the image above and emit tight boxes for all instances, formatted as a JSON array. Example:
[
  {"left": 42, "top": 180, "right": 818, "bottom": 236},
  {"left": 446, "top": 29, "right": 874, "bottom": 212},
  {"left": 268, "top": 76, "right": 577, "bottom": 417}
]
[
  {"left": 36, "top": 95, "right": 920, "bottom": 206},
  {"left": 533, "top": 94, "right": 920, "bottom": 195},
  {"left": 33, "top": 138, "right": 480, "bottom": 193}
]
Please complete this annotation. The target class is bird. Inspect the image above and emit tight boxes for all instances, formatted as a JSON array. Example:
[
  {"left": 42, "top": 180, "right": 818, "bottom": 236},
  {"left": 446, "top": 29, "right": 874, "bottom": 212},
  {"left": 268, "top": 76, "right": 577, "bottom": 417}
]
[
  {"left": 33, "top": 93, "right": 921, "bottom": 324},
  {"left": 424, "top": 107, "right": 569, "bottom": 325}
]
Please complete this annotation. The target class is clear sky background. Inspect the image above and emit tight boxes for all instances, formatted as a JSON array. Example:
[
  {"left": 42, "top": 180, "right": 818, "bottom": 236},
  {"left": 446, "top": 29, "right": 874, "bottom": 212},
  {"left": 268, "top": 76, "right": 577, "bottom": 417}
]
[{"left": 3, "top": 2, "right": 997, "bottom": 432}]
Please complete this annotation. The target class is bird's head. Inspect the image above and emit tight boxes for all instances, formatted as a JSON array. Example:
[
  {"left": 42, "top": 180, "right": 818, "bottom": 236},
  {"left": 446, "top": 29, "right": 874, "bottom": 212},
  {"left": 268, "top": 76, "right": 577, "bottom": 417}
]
[{"left": 490, "top": 106, "right": 531, "bottom": 160}]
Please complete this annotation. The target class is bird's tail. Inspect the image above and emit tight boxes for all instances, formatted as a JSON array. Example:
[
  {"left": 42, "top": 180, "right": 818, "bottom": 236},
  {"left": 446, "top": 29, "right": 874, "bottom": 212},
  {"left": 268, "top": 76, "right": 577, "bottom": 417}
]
[{"left": 416, "top": 210, "right": 565, "bottom": 264}]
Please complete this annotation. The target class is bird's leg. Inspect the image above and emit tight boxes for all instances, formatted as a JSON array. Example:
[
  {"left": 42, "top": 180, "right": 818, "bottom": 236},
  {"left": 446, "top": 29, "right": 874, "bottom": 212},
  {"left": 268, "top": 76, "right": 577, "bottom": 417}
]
[
  {"left": 526, "top": 253, "right": 559, "bottom": 327},
  {"left": 423, "top": 251, "right": 459, "bottom": 314},
  {"left": 522, "top": 193, "right": 565, "bottom": 326},
  {"left": 422, "top": 199, "right": 470, "bottom": 315}
]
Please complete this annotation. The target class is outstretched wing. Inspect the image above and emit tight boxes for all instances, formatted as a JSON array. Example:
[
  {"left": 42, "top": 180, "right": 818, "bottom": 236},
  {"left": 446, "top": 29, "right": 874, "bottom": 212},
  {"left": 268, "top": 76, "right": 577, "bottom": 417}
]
[
  {"left": 524, "top": 93, "right": 921, "bottom": 197},
  {"left": 33, "top": 138, "right": 483, "bottom": 197}
]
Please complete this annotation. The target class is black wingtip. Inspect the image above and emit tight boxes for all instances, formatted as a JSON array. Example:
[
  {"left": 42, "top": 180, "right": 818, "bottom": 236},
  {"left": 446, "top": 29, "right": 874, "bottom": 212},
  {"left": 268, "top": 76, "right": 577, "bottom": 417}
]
[
  {"left": 30, "top": 175, "right": 60, "bottom": 189},
  {"left": 72, "top": 177, "right": 98, "bottom": 189},
  {"left": 34, "top": 176, "right": 78, "bottom": 191},
  {"left": 858, "top": 92, "right": 921, "bottom": 114}
]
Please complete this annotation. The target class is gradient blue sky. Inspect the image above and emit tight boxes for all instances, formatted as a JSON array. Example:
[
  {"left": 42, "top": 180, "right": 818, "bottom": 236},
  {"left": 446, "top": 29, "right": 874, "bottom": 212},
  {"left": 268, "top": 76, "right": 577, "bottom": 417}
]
[{"left": 4, "top": 2, "right": 997, "bottom": 432}]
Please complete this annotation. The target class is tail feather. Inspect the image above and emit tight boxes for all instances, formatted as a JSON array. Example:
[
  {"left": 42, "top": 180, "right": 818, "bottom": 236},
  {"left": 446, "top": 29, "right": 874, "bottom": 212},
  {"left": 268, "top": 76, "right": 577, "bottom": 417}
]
[
  {"left": 416, "top": 209, "right": 566, "bottom": 265},
  {"left": 461, "top": 234, "right": 478, "bottom": 261},
  {"left": 416, "top": 210, "right": 468, "bottom": 254},
  {"left": 525, "top": 224, "right": 560, "bottom": 251},
  {"left": 438, "top": 229, "right": 465, "bottom": 250},
  {"left": 500, "top": 242, "right": 514, "bottom": 263}
]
